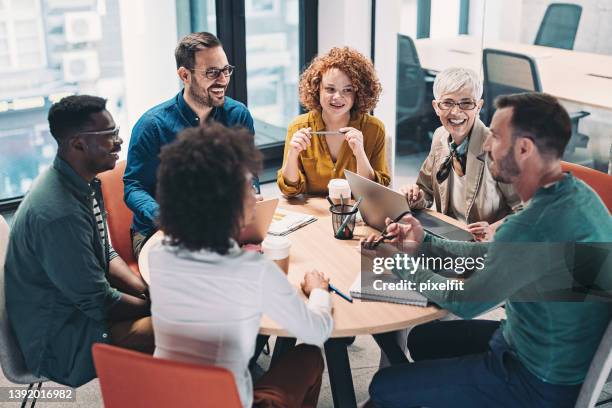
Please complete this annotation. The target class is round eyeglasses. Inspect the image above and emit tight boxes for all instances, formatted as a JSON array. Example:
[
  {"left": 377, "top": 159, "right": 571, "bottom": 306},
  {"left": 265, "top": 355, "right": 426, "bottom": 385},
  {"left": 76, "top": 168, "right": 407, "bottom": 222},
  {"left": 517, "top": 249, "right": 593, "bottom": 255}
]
[
  {"left": 189, "top": 64, "right": 235, "bottom": 80},
  {"left": 437, "top": 100, "right": 477, "bottom": 111}
]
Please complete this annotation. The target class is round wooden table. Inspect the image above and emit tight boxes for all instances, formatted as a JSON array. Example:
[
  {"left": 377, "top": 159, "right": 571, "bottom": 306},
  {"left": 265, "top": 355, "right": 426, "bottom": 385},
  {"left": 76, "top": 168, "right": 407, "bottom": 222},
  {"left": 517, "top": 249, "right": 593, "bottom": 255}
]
[{"left": 138, "top": 196, "right": 463, "bottom": 407}]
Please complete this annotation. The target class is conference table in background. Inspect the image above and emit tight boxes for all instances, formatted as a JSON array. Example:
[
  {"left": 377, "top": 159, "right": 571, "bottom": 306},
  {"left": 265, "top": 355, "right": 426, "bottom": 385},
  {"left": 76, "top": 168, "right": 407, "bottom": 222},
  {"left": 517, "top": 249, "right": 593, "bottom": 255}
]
[
  {"left": 415, "top": 35, "right": 612, "bottom": 110},
  {"left": 139, "top": 197, "right": 468, "bottom": 408}
]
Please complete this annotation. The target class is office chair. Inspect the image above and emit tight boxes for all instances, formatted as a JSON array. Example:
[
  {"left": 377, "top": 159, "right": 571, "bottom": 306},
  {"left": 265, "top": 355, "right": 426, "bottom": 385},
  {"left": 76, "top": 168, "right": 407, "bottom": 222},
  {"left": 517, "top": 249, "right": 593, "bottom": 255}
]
[
  {"left": 535, "top": 3, "right": 582, "bottom": 50},
  {"left": 98, "top": 160, "right": 140, "bottom": 275},
  {"left": 92, "top": 343, "right": 242, "bottom": 408},
  {"left": 482, "top": 48, "right": 591, "bottom": 165},
  {"left": 396, "top": 34, "right": 437, "bottom": 154},
  {"left": 575, "top": 319, "right": 612, "bottom": 407},
  {"left": 560, "top": 161, "right": 612, "bottom": 212},
  {"left": 0, "top": 215, "right": 48, "bottom": 407}
]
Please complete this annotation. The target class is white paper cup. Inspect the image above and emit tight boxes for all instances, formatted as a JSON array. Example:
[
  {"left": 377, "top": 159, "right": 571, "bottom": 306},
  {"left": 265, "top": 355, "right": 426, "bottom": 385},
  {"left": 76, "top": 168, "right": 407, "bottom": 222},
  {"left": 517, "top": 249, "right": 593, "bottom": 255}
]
[
  {"left": 262, "top": 236, "right": 291, "bottom": 275},
  {"left": 328, "top": 179, "right": 351, "bottom": 205}
]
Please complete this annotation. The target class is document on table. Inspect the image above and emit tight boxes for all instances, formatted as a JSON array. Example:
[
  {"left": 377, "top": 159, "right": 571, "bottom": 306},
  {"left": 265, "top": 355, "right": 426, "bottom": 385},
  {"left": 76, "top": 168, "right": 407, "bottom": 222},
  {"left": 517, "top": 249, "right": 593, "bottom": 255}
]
[{"left": 268, "top": 209, "right": 317, "bottom": 236}]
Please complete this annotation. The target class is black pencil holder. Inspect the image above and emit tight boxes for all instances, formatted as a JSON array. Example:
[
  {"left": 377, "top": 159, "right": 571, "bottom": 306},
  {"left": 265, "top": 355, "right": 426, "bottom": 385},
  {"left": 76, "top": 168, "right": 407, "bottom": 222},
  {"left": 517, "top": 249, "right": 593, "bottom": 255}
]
[{"left": 330, "top": 204, "right": 358, "bottom": 240}]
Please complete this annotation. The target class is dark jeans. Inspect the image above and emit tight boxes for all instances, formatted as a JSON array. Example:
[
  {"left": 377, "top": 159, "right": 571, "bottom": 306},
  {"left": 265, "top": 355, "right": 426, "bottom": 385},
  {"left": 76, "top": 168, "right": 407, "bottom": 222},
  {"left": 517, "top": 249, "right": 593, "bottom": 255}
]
[{"left": 369, "top": 320, "right": 581, "bottom": 408}]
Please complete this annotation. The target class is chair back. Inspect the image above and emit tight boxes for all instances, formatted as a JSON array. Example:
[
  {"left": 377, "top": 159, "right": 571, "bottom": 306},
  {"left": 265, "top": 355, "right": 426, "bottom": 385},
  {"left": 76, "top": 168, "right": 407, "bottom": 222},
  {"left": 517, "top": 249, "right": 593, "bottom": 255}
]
[
  {"left": 482, "top": 48, "right": 541, "bottom": 124},
  {"left": 561, "top": 161, "right": 612, "bottom": 212},
  {"left": 574, "top": 320, "right": 612, "bottom": 407},
  {"left": 98, "top": 161, "right": 139, "bottom": 274},
  {"left": 535, "top": 3, "right": 582, "bottom": 50},
  {"left": 0, "top": 215, "right": 47, "bottom": 384},
  {"left": 396, "top": 34, "right": 427, "bottom": 120},
  {"left": 92, "top": 343, "right": 242, "bottom": 408}
]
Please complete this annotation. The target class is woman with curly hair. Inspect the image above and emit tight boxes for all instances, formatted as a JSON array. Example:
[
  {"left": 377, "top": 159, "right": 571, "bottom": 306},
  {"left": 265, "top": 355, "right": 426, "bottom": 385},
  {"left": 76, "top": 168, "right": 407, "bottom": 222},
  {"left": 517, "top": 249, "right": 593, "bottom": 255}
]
[
  {"left": 277, "top": 47, "right": 390, "bottom": 196},
  {"left": 150, "top": 123, "right": 333, "bottom": 408}
]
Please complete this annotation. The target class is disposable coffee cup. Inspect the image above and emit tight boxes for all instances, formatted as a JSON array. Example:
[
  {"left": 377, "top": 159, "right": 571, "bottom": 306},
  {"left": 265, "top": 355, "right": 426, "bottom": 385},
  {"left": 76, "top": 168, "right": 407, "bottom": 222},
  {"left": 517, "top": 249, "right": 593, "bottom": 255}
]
[
  {"left": 262, "top": 236, "right": 291, "bottom": 275},
  {"left": 328, "top": 179, "right": 351, "bottom": 205}
]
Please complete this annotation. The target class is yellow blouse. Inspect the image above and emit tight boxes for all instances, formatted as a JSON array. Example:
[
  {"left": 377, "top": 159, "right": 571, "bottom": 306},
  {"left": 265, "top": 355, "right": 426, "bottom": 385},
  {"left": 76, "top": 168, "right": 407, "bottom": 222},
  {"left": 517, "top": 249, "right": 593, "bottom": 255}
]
[{"left": 277, "top": 111, "right": 390, "bottom": 196}]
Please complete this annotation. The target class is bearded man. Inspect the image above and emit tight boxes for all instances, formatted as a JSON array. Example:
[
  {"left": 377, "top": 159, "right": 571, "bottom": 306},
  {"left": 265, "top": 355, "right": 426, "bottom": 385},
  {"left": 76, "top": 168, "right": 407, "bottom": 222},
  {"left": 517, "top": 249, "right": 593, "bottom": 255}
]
[{"left": 124, "top": 32, "right": 259, "bottom": 258}]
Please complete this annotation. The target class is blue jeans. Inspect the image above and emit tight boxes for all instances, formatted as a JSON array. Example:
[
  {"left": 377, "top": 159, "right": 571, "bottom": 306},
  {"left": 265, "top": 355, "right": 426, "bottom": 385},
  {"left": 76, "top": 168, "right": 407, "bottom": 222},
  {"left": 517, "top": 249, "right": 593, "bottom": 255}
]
[{"left": 369, "top": 320, "right": 581, "bottom": 408}]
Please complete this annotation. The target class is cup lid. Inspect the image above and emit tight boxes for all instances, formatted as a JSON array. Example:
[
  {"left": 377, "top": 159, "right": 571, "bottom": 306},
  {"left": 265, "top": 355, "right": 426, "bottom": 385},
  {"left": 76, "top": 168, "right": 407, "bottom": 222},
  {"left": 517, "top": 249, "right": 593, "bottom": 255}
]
[
  {"left": 262, "top": 235, "right": 291, "bottom": 250},
  {"left": 328, "top": 178, "right": 349, "bottom": 189}
]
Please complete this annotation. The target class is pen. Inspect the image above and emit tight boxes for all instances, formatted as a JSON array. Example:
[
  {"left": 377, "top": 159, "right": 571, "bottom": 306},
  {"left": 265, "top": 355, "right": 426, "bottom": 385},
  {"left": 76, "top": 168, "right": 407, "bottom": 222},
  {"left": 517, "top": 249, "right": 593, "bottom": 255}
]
[
  {"left": 329, "top": 282, "right": 353, "bottom": 303},
  {"left": 335, "top": 196, "right": 363, "bottom": 238},
  {"left": 364, "top": 210, "right": 412, "bottom": 249},
  {"left": 309, "top": 131, "right": 347, "bottom": 135}
]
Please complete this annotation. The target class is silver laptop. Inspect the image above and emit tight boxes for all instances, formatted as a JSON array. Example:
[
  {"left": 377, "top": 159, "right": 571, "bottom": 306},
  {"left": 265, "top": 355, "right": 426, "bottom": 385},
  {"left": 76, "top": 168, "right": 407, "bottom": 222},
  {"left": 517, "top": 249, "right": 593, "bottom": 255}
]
[{"left": 344, "top": 170, "right": 473, "bottom": 241}]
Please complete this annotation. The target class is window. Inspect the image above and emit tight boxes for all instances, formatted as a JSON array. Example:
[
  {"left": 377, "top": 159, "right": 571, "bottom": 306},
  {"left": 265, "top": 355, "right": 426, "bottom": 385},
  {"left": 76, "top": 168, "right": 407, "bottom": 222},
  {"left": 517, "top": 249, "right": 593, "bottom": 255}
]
[
  {"left": 175, "top": 0, "right": 216, "bottom": 37},
  {"left": 245, "top": 0, "right": 300, "bottom": 147},
  {"left": 0, "top": 0, "right": 46, "bottom": 72},
  {"left": 0, "top": 0, "right": 127, "bottom": 202}
]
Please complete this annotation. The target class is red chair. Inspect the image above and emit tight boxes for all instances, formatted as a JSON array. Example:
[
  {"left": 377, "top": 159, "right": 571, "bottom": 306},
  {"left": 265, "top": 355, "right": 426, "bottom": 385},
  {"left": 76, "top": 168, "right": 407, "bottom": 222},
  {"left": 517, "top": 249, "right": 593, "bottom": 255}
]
[
  {"left": 561, "top": 161, "right": 612, "bottom": 212},
  {"left": 98, "top": 161, "right": 140, "bottom": 275},
  {"left": 92, "top": 344, "right": 242, "bottom": 408}
]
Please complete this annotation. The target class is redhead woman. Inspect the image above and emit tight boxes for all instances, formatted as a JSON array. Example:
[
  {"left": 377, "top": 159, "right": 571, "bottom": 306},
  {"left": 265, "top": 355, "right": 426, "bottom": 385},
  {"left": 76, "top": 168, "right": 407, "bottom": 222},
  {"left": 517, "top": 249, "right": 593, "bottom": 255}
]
[{"left": 278, "top": 47, "right": 390, "bottom": 196}]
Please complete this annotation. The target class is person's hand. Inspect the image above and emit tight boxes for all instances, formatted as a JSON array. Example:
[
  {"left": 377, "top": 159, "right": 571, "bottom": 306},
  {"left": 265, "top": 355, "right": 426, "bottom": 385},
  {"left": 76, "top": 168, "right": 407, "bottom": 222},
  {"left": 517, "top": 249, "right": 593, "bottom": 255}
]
[
  {"left": 362, "top": 233, "right": 386, "bottom": 251},
  {"left": 340, "top": 127, "right": 365, "bottom": 157},
  {"left": 467, "top": 221, "right": 494, "bottom": 241},
  {"left": 385, "top": 215, "right": 424, "bottom": 247},
  {"left": 301, "top": 269, "right": 329, "bottom": 297},
  {"left": 255, "top": 194, "right": 264, "bottom": 202},
  {"left": 288, "top": 127, "right": 312, "bottom": 155},
  {"left": 398, "top": 184, "right": 423, "bottom": 207}
]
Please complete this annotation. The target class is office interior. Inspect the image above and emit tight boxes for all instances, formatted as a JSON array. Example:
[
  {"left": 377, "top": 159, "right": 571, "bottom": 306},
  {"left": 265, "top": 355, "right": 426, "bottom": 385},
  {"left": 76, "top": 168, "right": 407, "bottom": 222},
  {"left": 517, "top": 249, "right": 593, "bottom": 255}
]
[{"left": 0, "top": 0, "right": 611, "bottom": 407}]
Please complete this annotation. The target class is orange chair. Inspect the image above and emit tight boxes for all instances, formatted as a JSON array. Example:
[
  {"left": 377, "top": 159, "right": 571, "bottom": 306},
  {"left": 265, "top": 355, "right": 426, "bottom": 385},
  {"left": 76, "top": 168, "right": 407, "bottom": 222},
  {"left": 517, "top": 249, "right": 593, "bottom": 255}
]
[
  {"left": 98, "top": 161, "right": 140, "bottom": 275},
  {"left": 561, "top": 161, "right": 612, "bottom": 212},
  {"left": 92, "top": 343, "right": 242, "bottom": 408}
]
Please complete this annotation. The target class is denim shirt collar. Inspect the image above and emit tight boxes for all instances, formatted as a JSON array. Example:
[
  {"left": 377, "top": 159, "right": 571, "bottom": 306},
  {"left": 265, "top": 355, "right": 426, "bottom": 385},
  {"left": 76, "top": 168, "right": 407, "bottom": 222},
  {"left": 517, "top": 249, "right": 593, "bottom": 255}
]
[{"left": 177, "top": 89, "right": 221, "bottom": 127}]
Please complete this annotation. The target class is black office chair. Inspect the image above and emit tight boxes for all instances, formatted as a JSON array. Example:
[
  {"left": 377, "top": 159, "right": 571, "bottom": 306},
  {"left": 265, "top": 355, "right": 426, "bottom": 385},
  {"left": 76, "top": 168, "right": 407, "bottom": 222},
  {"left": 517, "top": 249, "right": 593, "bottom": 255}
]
[
  {"left": 395, "top": 34, "right": 437, "bottom": 154},
  {"left": 534, "top": 3, "right": 582, "bottom": 50},
  {"left": 482, "top": 48, "right": 590, "bottom": 164}
]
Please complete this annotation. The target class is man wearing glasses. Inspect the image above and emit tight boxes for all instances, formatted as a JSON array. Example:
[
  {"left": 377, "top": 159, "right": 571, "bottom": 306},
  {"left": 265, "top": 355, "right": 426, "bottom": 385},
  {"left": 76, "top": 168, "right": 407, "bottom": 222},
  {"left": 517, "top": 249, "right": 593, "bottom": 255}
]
[
  {"left": 398, "top": 67, "right": 520, "bottom": 242},
  {"left": 5, "top": 95, "right": 154, "bottom": 387},
  {"left": 124, "top": 32, "right": 258, "bottom": 258}
]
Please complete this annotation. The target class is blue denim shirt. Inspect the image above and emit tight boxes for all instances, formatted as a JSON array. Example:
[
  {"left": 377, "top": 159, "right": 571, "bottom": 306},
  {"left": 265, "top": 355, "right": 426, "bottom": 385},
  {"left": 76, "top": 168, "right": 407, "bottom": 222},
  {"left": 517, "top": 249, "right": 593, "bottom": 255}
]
[{"left": 124, "top": 90, "right": 257, "bottom": 236}]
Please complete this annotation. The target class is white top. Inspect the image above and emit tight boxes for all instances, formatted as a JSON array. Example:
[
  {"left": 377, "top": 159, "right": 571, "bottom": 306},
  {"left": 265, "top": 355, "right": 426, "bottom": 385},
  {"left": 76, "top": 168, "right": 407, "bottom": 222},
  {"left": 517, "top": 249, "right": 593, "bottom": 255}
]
[
  {"left": 449, "top": 169, "right": 467, "bottom": 223},
  {"left": 148, "top": 240, "right": 333, "bottom": 408}
]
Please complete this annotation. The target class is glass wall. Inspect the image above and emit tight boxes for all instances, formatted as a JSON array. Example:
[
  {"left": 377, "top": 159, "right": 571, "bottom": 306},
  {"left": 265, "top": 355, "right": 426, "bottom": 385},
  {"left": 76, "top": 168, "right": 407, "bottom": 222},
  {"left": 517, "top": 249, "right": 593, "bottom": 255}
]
[
  {"left": 245, "top": 0, "right": 300, "bottom": 147},
  {"left": 0, "top": 0, "right": 127, "bottom": 201},
  {"left": 391, "top": 0, "right": 611, "bottom": 178}
]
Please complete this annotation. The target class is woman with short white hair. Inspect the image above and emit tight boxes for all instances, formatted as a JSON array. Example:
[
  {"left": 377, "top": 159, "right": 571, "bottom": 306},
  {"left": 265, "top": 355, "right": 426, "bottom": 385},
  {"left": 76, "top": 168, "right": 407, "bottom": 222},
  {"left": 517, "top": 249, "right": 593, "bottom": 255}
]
[{"left": 399, "top": 67, "right": 520, "bottom": 240}]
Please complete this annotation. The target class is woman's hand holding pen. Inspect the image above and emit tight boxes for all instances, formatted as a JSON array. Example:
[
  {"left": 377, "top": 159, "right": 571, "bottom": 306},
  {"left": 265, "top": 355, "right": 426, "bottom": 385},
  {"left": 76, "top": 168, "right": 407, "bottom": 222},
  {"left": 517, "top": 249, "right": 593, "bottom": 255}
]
[
  {"left": 340, "top": 127, "right": 365, "bottom": 157},
  {"left": 288, "top": 127, "right": 312, "bottom": 155}
]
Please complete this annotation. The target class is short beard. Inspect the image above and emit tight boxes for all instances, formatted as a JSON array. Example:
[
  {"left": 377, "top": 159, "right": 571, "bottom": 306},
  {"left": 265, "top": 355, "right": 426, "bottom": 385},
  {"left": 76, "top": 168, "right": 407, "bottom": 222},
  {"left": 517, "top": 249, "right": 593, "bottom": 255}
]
[
  {"left": 189, "top": 77, "right": 225, "bottom": 109},
  {"left": 489, "top": 149, "right": 520, "bottom": 183}
]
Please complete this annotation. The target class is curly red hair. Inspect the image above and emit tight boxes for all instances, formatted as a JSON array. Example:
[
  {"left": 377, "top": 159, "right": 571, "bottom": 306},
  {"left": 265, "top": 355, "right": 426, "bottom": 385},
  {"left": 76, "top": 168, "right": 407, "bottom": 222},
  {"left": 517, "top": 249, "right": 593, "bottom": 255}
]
[{"left": 299, "top": 47, "right": 382, "bottom": 115}]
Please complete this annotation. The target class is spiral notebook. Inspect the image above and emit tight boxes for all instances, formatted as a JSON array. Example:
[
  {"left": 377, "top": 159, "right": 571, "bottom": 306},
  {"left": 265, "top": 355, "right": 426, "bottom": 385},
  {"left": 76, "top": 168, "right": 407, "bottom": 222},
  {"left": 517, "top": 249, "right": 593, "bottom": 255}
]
[
  {"left": 268, "top": 208, "right": 317, "bottom": 236},
  {"left": 349, "top": 273, "right": 428, "bottom": 307}
]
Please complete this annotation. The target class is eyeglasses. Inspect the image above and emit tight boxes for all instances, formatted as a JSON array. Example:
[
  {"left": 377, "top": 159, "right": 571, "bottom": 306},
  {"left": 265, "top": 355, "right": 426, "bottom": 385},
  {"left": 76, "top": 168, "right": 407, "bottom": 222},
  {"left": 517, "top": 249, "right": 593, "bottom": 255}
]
[
  {"left": 80, "top": 127, "right": 121, "bottom": 142},
  {"left": 189, "top": 64, "right": 235, "bottom": 80},
  {"left": 437, "top": 100, "right": 477, "bottom": 111}
]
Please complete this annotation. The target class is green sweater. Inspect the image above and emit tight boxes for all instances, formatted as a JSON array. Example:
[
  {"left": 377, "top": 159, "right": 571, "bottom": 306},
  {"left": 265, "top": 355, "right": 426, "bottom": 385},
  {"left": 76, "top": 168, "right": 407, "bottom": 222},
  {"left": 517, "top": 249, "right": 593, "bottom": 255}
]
[{"left": 398, "top": 173, "right": 612, "bottom": 385}]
